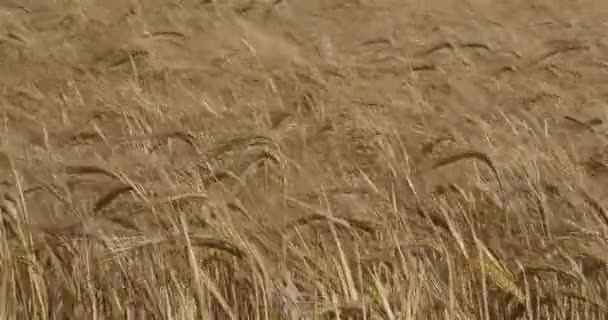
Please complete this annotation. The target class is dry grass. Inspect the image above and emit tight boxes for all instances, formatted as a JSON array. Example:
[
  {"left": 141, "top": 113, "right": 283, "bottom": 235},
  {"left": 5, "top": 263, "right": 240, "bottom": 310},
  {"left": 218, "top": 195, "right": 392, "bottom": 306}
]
[{"left": 1, "top": 0, "right": 608, "bottom": 319}]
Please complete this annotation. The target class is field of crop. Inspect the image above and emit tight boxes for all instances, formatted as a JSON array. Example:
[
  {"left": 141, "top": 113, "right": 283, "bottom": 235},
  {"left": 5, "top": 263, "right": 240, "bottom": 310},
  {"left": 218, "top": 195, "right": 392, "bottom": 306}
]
[{"left": 1, "top": 0, "right": 608, "bottom": 319}]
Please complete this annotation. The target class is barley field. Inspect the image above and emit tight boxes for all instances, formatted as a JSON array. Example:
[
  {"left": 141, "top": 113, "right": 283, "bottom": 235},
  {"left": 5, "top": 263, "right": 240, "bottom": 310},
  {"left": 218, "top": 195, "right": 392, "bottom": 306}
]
[{"left": 1, "top": 0, "right": 608, "bottom": 319}]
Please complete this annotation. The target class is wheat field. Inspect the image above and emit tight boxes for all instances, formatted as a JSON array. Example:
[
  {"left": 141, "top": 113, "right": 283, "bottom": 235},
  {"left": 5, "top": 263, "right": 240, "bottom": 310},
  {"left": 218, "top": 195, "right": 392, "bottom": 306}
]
[{"left": 1, "top": 0, "right": 608, "bottom": 319}]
